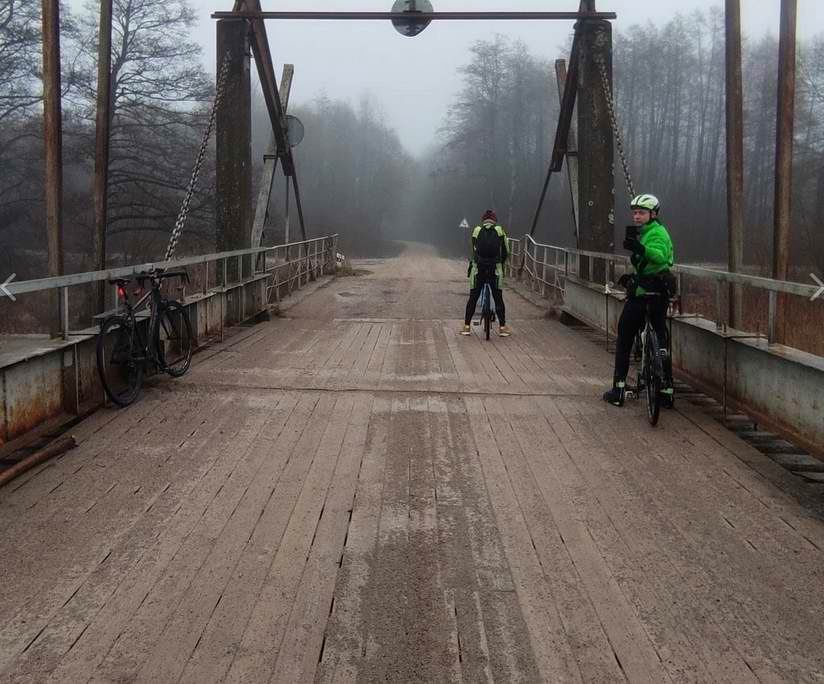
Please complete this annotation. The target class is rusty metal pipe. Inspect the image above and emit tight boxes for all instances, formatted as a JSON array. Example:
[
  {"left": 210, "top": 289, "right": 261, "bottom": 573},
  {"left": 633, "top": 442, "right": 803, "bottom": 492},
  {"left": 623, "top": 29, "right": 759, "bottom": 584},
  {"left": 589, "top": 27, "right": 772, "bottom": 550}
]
[{"left": 0, "top": 435, "right": 77, "bottom": 488}]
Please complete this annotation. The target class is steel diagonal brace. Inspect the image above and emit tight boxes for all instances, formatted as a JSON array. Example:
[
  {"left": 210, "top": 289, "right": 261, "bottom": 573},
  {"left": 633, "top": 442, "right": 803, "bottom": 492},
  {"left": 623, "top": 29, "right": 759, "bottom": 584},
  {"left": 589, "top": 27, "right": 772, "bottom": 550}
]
[
  {"left": 234, "top": 0, "right": 306, "bottom": 241},
  {"left": 529, "top": 19, "right": 582, "bottom": 236},
  {"left": 252, "top": 64, "right": 293, "bottom": 248}
]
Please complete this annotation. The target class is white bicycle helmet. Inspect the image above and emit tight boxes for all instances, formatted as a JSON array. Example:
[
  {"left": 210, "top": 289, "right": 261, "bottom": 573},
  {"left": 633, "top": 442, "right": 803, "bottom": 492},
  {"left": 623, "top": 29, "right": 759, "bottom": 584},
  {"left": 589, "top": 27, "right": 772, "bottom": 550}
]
[{"left": 630, "top": 194, "right": 660, "bottom": 212}]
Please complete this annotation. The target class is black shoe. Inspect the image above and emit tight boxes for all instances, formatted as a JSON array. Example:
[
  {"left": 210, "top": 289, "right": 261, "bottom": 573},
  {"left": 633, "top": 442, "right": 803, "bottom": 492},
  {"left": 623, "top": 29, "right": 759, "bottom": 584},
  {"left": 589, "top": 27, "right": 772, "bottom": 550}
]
[
  {"left": 603, "top": 383, "right": 626, "bottom": 407},
  {"left": 660, "top": 387, "right": 674, "bottom": 409}
]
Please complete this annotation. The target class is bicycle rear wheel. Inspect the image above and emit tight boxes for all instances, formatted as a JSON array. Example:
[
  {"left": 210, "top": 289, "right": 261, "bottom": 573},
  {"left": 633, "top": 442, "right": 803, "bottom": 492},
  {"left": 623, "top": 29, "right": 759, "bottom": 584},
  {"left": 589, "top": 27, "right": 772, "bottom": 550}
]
[
  {"left": 644, "top": 330, "right": 661, "bottom": 426},
  {"left": 97, "top": 315, "right": 143, "bottom": 407},
  {"left": 481, "top": 285, "right": 492, "bottom": 339},
  {"left": 157, "top": 301, "right": 194, "bottom": 377}
]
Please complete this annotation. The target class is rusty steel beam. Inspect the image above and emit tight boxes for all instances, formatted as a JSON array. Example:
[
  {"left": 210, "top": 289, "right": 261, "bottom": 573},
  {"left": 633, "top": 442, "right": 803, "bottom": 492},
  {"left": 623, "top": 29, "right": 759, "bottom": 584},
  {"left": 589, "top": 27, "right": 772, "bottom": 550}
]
[
  {"left": 555, "top": 59, "right": 580, "bottom": 245},
  {"left": 216, "top": 18, "right": 252, "bottom": 281},
  {"left": 93, "top": 0, "right": 113, "bottom": 314},
  {"left": 577, "top": 16, "right": 613, "bottom": 255},
  {"left": 231, "top": 1, "right": 307, "bottom": 241},
  {"left": 725, "top": 0, "right": 744, "bottom": 328},
  {"left": 772, "top": 0, "right": 796, "bottom": 342},
  {"left": 212, "top": 10, "right": 617, "bottom": 20},
  {"left": 42, "top": 0, "right": 64, "bottom": 336},
  {"left": 529, "top": 21, "right": 582, "bottom": 236}
]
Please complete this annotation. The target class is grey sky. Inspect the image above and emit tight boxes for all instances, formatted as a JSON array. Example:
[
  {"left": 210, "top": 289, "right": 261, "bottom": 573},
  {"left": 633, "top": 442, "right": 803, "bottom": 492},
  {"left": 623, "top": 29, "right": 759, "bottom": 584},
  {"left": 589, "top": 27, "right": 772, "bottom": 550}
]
[{"left": 69, "top": 1, "right": 824, "bottom": 153}]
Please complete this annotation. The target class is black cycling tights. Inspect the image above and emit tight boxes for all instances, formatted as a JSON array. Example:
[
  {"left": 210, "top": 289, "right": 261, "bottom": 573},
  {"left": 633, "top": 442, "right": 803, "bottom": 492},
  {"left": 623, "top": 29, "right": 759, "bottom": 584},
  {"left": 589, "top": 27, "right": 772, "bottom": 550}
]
[
  {"left": 465, "top": 282, "right": 506, "bottom": 326},
  {"left": 613, "top": 296, "right": 670, "bottom": 383}
]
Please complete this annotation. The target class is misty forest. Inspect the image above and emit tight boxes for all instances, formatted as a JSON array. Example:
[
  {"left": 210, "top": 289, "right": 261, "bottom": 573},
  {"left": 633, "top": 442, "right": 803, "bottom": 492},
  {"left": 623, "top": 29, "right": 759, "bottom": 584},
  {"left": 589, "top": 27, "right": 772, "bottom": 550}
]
[{"left": 2, "top": 0, "right": 823, "bottom": 281}]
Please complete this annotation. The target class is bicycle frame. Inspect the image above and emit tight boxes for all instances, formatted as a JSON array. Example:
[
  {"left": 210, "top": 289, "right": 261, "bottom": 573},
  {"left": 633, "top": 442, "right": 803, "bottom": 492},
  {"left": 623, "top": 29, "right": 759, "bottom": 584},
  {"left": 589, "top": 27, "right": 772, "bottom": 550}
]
[{"left": 115, "top": 279, "right": 166, "bottom": 366}]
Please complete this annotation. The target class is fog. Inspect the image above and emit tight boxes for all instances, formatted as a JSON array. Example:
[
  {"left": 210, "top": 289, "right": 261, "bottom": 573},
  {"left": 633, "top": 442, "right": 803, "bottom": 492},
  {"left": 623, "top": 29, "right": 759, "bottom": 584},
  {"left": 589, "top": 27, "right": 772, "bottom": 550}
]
[{"left": 67, "top": 0, "right": 824, "bottom": 155}]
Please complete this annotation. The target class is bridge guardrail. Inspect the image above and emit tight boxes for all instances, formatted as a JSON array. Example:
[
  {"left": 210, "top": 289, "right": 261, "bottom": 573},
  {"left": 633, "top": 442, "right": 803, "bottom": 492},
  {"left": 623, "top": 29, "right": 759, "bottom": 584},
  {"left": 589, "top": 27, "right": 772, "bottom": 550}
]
[
  {"left": 508, "top": 235, "right": 823, "bottom": 346},
  {"left": 3, "top": 235, "right": 339, "bottom": 339}
]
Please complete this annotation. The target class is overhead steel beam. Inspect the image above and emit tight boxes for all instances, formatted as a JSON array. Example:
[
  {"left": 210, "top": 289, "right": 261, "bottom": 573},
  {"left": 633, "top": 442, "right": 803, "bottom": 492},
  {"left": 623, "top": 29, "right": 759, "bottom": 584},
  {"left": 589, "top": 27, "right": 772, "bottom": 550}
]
[{"left": 212, "top": 11, "right": 617, "bottom": 20}]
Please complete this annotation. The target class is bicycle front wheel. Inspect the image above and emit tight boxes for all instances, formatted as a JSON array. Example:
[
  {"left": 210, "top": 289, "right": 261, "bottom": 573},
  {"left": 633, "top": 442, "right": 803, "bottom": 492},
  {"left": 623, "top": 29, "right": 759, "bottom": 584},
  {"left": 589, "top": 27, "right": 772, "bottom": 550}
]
[
  {"left": 157, "top": 301, "right": 194, "bottom": 377},
  {"left": 644, "top": 331, "right": 661, "bottom": 426},
  {"left": 97, "top": 315, "right": 143, "bottom": 407}
]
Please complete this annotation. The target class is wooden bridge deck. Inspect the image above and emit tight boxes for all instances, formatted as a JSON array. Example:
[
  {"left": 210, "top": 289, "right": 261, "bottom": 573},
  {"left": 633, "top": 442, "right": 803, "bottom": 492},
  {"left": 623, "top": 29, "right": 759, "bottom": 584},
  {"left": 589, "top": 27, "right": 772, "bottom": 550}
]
[{"left": 1, "top": 244, "right": 823, "bottom": 682}]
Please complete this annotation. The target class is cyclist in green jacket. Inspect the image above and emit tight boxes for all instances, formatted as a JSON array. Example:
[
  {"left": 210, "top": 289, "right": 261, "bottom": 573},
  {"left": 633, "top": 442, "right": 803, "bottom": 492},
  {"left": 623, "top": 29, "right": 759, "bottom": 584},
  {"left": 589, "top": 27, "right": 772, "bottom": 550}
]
[
  {"left": 603, "top": 193, "right": 676, "bottom": 408},
  {"left": 462, "top": 209, "right": 511, "bottom": 337}
]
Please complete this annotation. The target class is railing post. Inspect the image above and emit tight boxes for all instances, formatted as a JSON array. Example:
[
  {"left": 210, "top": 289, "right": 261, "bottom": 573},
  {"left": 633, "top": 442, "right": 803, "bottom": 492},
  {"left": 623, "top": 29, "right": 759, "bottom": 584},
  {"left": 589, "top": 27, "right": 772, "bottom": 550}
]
[
  {"left": 541, "top": 246, "right": 547, "bottom": 297},
  {"left": 768, "top": 290, "right": 777, "bottom": 344},
  {"left": 61, "top": 287, "right": 69, "bottom": 340},
  {"left": 715, "top": 280, "right": 723, "bottom": 330}
]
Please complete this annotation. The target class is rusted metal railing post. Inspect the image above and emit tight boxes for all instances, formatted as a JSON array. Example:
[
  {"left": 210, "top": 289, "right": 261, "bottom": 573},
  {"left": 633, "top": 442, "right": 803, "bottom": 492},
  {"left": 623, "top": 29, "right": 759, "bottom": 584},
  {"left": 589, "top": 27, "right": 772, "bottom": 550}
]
[
  {"left": 725, "top": 0, "right": 744, "bottom": 329},
  {"left": 42, "top": 0, "right": 65, "bottom": 338},
  {"left": 61, "top": 287, "right": 69, "bottom": 340},
  {"left": 93, "top": 0, "right": 113, "bottom": 315},
  {"left": 541, "top": 246, "right": 547, "bottom": 297},
  {"left": 768, "top": 290, "right": 777, "bottom": 343},
  {"left": 772, "top": 0, "right": 797, "bottom": 344}
]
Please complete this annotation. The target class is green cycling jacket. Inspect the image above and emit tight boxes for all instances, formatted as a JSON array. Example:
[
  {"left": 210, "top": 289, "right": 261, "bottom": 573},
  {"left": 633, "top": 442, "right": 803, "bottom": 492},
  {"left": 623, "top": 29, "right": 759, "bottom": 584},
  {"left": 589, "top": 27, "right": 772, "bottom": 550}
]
[
  {"left": 632, "top": 219, "right": 674, "bottom": 277},
  {"left": 630, "top": 219, "right": 675, "bottom": 296}
]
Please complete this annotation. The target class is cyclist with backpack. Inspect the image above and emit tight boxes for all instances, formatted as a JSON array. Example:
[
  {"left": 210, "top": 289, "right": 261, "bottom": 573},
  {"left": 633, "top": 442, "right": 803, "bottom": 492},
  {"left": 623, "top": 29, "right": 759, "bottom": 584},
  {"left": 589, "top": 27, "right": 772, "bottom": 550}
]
[
  {"left": 603, "top": 193, "right": 676, "bottom": 407},
  {"left": 461, "top": 209, "right": 511, "bottom": 337}
]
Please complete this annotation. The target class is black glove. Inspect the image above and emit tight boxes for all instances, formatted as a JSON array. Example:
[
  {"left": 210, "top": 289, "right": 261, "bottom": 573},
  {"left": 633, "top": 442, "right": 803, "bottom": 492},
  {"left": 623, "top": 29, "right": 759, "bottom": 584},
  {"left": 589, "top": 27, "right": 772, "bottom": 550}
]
[
  {"left": 617, "top": 273, "right": 634, "bottom": 289},
  {"left": 622, "top": 236, "right": 645, "bottom": 255}
]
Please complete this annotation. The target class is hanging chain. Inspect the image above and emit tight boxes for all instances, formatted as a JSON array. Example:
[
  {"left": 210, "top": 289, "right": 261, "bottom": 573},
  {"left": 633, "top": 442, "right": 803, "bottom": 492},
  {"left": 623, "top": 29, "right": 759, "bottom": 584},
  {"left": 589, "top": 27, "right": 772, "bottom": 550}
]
[
  {"left": 594, "top": 53, "right": 635, "bottom": 201},
  {"left": 164, "top": 51, "right": 232, "bottom": 263}
]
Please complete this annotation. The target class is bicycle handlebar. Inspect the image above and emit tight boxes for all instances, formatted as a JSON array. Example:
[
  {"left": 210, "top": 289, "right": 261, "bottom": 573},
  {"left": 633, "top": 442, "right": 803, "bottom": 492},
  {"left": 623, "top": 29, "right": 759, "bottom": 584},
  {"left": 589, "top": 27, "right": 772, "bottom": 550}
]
[{"left": 108, "top": 269, "right": 190, "bottom": 287}]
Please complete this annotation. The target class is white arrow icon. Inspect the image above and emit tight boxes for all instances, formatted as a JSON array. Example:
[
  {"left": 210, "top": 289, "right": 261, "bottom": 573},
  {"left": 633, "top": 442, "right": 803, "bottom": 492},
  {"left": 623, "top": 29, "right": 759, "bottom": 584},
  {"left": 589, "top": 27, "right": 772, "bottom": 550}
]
[
  {"left": 811, "top": 273, "right": 824, "bottom": 302},
  {"left": 0, "top": 273, "right": 16, "bottom": 301}
]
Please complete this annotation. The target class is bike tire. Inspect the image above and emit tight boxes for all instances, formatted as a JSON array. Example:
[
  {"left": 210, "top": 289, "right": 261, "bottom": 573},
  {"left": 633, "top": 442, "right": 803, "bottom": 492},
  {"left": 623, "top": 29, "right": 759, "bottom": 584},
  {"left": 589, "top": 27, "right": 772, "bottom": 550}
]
[
  {"left": 156, "top": 301, "right": 194, "bottom": 377},
  {"left": 644, "top": 331, "right": 661, "bottom": 426},
  {"left": 96, "top": 314, "right": 143, "bottom": 407},
  {"left": 483, "top": 295, "right": 491, "bottom": 340}
]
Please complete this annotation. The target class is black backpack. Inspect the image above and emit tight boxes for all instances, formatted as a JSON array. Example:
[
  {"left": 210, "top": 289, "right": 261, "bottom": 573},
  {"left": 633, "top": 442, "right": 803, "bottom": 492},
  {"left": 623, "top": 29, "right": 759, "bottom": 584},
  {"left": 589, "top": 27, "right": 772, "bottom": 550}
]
[{"left": 475, "top": 225, "right": 501, "bottom": 266}]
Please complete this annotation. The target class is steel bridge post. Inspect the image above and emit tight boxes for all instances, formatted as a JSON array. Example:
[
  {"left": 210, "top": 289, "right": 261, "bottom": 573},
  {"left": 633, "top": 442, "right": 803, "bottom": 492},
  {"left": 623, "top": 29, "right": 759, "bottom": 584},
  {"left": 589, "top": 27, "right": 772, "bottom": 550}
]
[
  {"left": 42, "top": 0, "right": 65, "bottom": 337},
  {"left": 577, "top": 13, "right": 614, "bottom": 284},
  {"left": 772, "top": 0, "right": 797, "bottom": 344},
  {"left": 216, "top": 18, "right": 252, "bottom": 285}
]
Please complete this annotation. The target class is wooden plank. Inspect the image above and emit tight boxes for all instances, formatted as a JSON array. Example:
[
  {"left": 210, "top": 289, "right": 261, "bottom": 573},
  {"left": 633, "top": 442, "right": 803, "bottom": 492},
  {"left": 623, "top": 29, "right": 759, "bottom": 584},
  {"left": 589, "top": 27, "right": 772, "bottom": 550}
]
[
  {"left": 315, "top": 395, "right": 390, "bottom": 682},
  {"left": 463, "top": 396, "right": 579, "bottom": 682},
  {"left": 271, "top": 393, "right": 374, "bottom": 681},
  {"left": 135, "top": 394, "right": 306, "bottom": 682},
  {"left": 224, "top": 394, "right": 352, "bottom": 681},
  {"left": 23, "top": 395, "right": 279, "bottom": 681},
  {"left": 176, "top": 393, "right": 330, "bottom": 682}
]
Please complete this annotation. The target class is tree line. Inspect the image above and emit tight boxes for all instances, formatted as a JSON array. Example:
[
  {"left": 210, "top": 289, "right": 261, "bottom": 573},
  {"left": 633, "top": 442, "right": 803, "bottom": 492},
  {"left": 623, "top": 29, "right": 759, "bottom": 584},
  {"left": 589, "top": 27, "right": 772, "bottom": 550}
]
[
  {"left": 414, "top": 8, "right": 824, "bottom": 272},
  {"left": 1, "top": 1, "right": 822, "bottom": 279}
]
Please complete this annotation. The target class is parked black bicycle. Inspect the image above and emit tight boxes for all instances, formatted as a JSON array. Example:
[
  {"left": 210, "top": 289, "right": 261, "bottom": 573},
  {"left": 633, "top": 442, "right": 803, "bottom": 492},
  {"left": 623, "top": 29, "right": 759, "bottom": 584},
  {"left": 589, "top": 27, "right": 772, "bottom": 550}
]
[
  {"left": 625, "top": 292, "right": 670, "bottom": 426},
  {"left": 96, "top": 269, "right": 193, "bottom": 407}
]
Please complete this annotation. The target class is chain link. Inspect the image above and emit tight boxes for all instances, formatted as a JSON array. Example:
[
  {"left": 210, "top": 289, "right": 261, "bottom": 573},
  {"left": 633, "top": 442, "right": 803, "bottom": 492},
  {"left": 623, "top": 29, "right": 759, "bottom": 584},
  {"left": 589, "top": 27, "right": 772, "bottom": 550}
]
[
  {"left": 163, "top": 51, "right": 232, "bottom": 263},
  {"left": 594, "top": 53, "right": 635, "bottom": 201}
]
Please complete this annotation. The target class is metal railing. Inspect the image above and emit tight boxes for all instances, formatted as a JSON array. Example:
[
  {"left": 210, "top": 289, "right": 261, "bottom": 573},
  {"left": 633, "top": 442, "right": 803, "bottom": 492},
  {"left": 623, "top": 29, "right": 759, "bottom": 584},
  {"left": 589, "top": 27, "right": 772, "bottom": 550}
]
[
  {"left": 4, "top": 235, "right": 338, "bottom": 340},
  {"left": 510, "top": 235, "right": 824, "bottom": 347}
]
